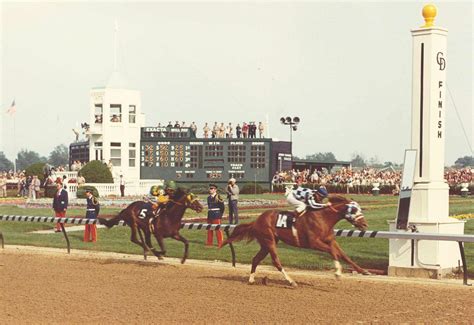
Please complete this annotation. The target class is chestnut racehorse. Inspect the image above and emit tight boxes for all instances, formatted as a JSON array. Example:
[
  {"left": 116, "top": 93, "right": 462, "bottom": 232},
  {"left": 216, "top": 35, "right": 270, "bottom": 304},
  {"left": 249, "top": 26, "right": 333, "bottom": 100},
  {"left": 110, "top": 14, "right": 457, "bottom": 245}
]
[
  {"left": 99, "top": 188, "right": 203, "bottom": 263},
  {"left": 221, "top": 195, "right": 369, "bottom": 287}
]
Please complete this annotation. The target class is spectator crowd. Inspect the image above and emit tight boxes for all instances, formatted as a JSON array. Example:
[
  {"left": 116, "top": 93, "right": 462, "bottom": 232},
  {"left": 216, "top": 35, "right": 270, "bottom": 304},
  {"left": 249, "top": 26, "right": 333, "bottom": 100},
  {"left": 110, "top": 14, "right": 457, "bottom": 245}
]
[
  {"left": 272, "top": 167, "right": 473, "bottom": 188},
  {"left": 155, "top": 121, "right": 266, "bottom": 139}
]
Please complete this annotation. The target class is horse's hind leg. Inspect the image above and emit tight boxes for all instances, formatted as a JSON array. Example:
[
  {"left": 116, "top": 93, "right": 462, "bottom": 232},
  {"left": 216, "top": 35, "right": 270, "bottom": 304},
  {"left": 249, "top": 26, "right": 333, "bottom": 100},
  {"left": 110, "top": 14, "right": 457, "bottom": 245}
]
[
  {"left": 172, "top": 234, "right": 189, "bottom": 264},
  {"left": 130, "top": 224, "right": 151, "bottom": 257},
  {"left": 143, "top": 227, "right": 162, "bottom": 260},
  {"left": 248, "top": 247, "right": 269, "bottom": 285},
  {"left": 137, "top": 228, "right": 148, "bottom": 260},
  {"left": 267, "top": 243, "right": 297, "bottom": 287}
]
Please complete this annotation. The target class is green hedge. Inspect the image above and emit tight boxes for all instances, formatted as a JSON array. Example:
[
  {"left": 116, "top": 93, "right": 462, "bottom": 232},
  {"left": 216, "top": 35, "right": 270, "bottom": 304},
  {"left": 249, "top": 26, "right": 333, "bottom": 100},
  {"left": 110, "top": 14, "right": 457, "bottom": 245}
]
[
  {"left": 240, "top": 182, "right": 265, "bottom": 194},
  {"left": 449, "top": 184, "right": 474, "bottom": 196},
  {"left": 44, "top": 184, "right": 57, "bottom": 198},
  {"left": 25, "top": 163, "right": 46, "bottom": 182},
  {"left": 76, "top": 185, "right": 100, "bottom": 199},
  {"left": 79, "top": 161, "right": 113, "bottom": 183}
]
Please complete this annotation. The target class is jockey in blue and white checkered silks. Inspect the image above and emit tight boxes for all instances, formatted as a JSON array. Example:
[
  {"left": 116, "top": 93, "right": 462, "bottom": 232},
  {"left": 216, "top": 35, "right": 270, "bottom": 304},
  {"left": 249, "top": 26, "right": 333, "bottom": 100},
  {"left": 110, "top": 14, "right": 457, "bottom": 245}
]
[{"left": 286, "top": 175, "right": 331, "bottom": 216}]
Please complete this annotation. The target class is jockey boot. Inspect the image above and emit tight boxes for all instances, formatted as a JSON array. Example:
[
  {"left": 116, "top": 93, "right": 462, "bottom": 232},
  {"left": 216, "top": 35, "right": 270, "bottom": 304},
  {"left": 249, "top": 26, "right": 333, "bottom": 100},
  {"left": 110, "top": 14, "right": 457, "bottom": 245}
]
[{"left": 291, "top": 210, "right": 305, "bottom": 247}]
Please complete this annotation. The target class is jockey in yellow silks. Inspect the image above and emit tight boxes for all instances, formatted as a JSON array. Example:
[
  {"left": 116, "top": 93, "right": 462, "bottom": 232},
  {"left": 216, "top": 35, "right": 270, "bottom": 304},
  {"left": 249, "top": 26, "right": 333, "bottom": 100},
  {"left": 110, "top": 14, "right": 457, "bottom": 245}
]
[{"left": 147, "top": 180, "right": 177, "bottom": 217}]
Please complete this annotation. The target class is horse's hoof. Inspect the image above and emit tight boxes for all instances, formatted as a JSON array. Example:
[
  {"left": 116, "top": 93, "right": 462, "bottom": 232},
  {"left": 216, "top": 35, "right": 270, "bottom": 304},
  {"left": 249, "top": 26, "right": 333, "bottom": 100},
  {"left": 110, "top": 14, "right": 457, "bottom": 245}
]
[
  {"left": 157, "top": 255, "right": 164, "bottom": 260},
  {"left": 248, "top": 280, "right": 255, "bottom": 285},
  {"left": 362, "top": 270, "right": 372, "bottom": 275},
  {"left": 181, "top": 259, "right": 186, "bottom": 264},
  {"left": 334, "top": 273, "right": 342, "bottom": 280},
  {"left": 290, "top": 282, "right": 298, "bottom": 288},
  {"left": 262, "top": 276, "right": 268, "bottom": 285}
]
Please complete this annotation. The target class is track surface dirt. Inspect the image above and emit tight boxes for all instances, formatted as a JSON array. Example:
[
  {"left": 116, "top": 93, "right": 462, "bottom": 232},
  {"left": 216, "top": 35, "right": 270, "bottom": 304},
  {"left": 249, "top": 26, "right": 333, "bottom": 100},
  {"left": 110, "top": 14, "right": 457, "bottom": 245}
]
[{"left": 1, "top": 246, "right": 473, "bottom": 324}]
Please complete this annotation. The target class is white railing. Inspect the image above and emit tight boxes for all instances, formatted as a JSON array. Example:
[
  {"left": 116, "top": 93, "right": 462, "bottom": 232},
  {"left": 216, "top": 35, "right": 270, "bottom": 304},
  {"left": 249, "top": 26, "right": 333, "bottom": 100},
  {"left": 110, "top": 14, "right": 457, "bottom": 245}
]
[
  {"left": 66, "top": 179, "right": 163, "bottom": 198},
  {"left": 52, "top": 171, "right": 78, "bottom": 180}
]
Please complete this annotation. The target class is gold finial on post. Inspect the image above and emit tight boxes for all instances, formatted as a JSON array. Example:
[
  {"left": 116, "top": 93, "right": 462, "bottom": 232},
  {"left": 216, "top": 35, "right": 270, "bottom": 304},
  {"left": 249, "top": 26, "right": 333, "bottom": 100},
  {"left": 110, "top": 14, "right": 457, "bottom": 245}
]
[{"left": 421, "top": 4, "right": 437, "bottom": 27}]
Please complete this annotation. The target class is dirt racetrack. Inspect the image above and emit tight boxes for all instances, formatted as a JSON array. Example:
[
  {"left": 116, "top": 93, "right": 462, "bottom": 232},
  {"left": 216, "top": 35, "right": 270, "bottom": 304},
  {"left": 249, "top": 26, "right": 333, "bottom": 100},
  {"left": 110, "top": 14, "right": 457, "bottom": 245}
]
[{"left": 1, "top": 246, "right": 473, "bottom": 324}]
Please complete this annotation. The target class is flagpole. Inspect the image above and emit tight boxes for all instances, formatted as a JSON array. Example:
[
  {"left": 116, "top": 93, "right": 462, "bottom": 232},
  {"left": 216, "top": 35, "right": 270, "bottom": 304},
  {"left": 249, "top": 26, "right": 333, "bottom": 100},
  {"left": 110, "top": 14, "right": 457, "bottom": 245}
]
[{"left": 13, "top": 113, "right": 16, "bottom": 174}]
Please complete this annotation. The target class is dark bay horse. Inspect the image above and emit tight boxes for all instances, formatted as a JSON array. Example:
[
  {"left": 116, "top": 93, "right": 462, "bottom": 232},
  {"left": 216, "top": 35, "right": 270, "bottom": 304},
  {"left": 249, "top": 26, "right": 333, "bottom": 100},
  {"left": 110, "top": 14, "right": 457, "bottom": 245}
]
[
  {"left": 99, "top": 188, "right": 203, "bottom": 263},
  {"left": 221, "top": 195, "right": 369, "bottom": 287}
]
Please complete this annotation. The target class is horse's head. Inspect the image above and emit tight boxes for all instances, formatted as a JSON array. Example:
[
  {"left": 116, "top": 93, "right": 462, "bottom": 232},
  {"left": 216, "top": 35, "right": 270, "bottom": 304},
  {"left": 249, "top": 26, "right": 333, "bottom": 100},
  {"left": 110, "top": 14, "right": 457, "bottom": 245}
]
[
  {"left": 186, "top": 193, "right": 203, "bottom": 213},
  {"left": 328, "top": 195, "right": 368, "bottom": 231},
  {"left": 343, "top": 201, "right": 367, "bottom": 230},
  {"left": 172, "top": 188, "right": 203, "bottom": 213}
]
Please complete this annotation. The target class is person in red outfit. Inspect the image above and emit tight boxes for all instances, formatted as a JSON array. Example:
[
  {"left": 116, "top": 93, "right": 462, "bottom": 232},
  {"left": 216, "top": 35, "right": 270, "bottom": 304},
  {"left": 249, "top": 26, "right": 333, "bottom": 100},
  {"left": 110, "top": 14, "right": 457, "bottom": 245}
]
[
  {"left": 83, "top": 189, "right": 100, "bottom": 242},
  {"left": 206, "top": 184, "right": 225, "bottom": 247},
  {"left": 52, "top": 178, "right": 68, "bottom": 232}
]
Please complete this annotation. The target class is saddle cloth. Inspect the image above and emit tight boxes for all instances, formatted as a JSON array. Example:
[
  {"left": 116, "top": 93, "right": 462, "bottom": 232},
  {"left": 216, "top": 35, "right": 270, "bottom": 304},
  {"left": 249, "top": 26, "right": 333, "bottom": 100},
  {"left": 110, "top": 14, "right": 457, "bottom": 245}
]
[
  {"left": 138, "top": 202, "right": 156, "bottom": 219},
  {"left": 275, "top": 211, "right": 296, "bottom": 229}
]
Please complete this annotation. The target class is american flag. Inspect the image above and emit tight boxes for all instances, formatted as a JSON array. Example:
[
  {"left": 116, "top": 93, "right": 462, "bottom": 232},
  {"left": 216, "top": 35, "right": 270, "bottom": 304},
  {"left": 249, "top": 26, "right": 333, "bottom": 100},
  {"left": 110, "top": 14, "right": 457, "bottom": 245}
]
[{"left": 6, "top": 99, "right": 16, "bottom": 116}]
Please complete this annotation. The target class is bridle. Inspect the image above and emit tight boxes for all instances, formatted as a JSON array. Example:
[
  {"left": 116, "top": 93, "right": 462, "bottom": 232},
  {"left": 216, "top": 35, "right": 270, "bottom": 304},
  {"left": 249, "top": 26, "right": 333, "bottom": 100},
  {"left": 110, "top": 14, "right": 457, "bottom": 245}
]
[
  {"left": 344, "top": 201, "right": 364, "bottom": 223},
  {"left": 169, "top": 194, "right": 200, "bottom": 209},
  {"left": 328, "top": 200, "right": 364, "bottom": 223}
]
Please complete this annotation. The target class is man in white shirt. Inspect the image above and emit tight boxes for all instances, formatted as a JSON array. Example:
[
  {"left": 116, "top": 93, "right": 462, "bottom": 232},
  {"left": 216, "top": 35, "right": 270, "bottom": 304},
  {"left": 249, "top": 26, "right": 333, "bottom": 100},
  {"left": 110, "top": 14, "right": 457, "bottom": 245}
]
[{"left": 119, "top": 175, "right": 126, "bottom": 197}]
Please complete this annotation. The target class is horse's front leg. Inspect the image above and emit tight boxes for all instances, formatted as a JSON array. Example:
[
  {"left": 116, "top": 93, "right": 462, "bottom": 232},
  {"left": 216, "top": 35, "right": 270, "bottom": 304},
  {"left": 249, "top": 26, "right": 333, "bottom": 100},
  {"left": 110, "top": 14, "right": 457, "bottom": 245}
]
[
  {"left": 309, "top": 238, "right": 342, "bottom": 279},
  {"left": 172, "top": 233, "right": 189, "bottom": 264},
  {"left": 152, "top": 228, "right": 166, "bottom": 260},
  {"left": 331, "top": 241, "right": 370, "bottom": 275}
]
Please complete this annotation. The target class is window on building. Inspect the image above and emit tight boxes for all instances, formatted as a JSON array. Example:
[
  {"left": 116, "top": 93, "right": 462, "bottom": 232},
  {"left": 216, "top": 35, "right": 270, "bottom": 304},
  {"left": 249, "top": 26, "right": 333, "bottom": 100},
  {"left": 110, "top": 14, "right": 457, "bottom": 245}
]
[
  {"left": 94, "top": 104, "right": 103, "bottom": 123},
  {"left": 110, "top": 104, "right": 122, "bottom": 123},
  {"left": 129, "top": 105, "right": 136, "bottom": 123},
  {"left": 129, "top": 143, "right": 136, "bottom": 167},
  {"left": 94, "top": 142, "right": 103, "bottom": 161},
  {"left": 110, "top": 142, "right": 121, "bottom": 166}
]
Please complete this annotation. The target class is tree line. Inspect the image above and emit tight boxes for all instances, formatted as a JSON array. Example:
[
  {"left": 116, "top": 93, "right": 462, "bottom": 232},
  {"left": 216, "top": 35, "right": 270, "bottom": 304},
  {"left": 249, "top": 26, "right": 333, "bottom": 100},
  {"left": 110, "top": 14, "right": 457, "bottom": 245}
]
[{"left": 0, "top": 145, "right": 69, "bottom": 171}]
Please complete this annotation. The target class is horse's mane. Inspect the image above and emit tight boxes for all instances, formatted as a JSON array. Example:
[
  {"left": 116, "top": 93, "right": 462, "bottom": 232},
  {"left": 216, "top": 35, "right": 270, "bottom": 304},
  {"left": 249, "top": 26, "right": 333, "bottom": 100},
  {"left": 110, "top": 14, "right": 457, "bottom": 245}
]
[
  {"left": 328, "top": 194, "right": 350, "bottom": 205},
  {"left": 172, "top": 187, "right": 189, "bottom": 200}
]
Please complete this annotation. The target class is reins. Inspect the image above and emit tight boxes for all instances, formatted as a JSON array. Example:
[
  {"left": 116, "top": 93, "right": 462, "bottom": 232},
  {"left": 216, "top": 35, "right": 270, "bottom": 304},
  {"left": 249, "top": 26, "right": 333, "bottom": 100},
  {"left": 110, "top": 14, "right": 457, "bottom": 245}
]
[{"left": 328, "top": 204, "right": 338, "bottom": 213}]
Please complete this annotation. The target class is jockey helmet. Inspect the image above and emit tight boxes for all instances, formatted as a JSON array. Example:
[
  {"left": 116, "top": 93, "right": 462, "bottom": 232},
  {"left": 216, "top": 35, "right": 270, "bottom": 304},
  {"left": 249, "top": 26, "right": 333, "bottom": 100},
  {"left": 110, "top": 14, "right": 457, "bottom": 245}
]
[
  {"left": 165, "top": 180, "right": 177, "bottom": 191},
  {"left": 316, "top": 187, "right": 328, "bottom": 198},
  {"left": 149, "top": 185, "right": 162, "bottom": 196}
]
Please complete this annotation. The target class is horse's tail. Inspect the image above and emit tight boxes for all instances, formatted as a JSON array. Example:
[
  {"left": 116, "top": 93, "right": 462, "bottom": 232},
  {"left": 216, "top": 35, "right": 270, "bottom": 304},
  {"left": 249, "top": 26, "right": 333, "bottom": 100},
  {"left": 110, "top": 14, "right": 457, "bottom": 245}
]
[
  {"left": 221, "top": 222, "right": 255, "bottom": 247},
  {"left": 98, "top": 210, "right": 124, "bottom": 229}
]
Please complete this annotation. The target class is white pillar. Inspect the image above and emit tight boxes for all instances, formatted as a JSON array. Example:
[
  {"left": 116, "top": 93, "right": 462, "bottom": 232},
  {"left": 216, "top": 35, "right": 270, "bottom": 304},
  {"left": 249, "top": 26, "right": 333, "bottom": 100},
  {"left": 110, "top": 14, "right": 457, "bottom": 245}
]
[{"left": 388, "top": 5, "right": 464, "bottom": 279}]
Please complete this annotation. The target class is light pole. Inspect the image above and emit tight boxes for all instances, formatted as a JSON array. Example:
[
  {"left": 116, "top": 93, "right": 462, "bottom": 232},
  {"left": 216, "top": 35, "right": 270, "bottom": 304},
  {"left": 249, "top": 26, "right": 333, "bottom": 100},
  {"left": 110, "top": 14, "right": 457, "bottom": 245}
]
[{"left": 280, "top": 116, "right": 300, "bottom": 142}]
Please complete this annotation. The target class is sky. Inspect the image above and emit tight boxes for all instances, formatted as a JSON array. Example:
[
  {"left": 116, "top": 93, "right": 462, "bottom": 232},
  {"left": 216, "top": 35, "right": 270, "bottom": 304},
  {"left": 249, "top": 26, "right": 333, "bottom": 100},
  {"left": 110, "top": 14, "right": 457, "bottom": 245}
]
[{"left": 1, "top": 0, "right": 472, "bottom": 166}]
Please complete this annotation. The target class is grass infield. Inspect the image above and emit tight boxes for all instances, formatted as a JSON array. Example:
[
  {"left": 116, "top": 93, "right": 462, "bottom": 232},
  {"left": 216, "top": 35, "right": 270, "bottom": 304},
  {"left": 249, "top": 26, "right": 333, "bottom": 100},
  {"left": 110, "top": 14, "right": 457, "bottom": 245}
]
[{"left": 0, "top": 194, "right": 473, "bottom": 277}]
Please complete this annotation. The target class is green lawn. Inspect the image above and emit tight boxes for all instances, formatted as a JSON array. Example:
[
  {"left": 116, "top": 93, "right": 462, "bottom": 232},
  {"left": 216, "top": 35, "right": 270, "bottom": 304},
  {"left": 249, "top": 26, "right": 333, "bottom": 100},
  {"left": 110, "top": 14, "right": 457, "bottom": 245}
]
[{"left": 0, "top": 195, "right": 473, "bottom": 277}]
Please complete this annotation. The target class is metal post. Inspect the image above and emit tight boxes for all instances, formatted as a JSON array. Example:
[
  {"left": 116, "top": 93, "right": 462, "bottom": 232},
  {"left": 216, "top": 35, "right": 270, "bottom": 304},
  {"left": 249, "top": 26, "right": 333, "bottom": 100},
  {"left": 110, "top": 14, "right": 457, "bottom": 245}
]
[
  {"left": 458, "top": 241, "right": 471, "bottom": 286},
  {"left": 254, "top": 173, "right": 257, "bottom": 194},
  {"left": 225, "top": 229, "right": 236, "bottom": 267},
  {"left": 60, "top": 223, "right": 71, "bottom": 254}
]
